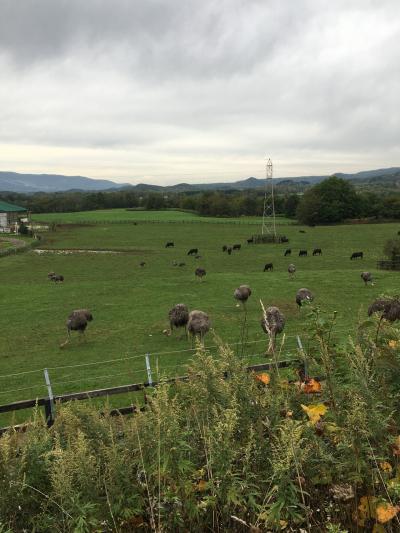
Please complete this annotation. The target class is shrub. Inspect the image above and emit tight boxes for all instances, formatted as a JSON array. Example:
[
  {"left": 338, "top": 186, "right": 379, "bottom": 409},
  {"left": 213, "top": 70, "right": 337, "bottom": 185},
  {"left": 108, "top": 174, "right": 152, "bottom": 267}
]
[{"left": 1, "top": 316, "right": 400, "bottom": 531}]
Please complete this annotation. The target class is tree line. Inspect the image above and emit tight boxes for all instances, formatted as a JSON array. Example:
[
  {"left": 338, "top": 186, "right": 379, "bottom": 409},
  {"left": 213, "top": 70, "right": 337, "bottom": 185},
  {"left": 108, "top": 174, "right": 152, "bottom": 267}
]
[{"left": 1, "top": 176, "right": 400, "bottom": 222}]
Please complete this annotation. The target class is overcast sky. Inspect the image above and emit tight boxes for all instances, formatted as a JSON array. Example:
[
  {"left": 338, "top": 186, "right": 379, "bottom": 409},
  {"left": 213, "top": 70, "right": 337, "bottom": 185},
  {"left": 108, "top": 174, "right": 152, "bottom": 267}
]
[{"left": 0, "top": 0, "right": 399, "bottom": 185}]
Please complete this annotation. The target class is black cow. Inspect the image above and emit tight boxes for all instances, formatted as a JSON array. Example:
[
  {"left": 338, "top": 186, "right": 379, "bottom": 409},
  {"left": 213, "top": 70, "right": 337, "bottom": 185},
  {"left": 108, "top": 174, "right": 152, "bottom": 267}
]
[
  {"left": 187, "top": 248, "right": 198, "bottom": 256},
  {"left": 350, "top": 251, "right": 363, "bottom": 260},
  {"left": 263, "top": 263, "right": 273, "bottom": 271},
  {"left": 232, "top": 244, "right": 241, "bottom": 251},
  {"left": 227, "top": 247, "right": 232, "bottom": 255},
  {"left": 165, "top": 242, "right": 174, "bottom": 248},
  {"left": 284, "top": 249, "right": 291, "bottom": 256},
  {"left": 281, "top": 236, "right": 289, "bottom": 243},
  {"left": 247, "top": 237, "right": 254, "bottom": 244},
  {"left": 299, "top": 250, "right": 307, "bottom": 257},
  {"left": 299, "top": 230, "right": 306, "bottom": 234},
  {"left": 222, "top": 245, "right": 228, "bottom": 252},
  {"left": 312, "top": 248, "right": 322, "bottom": 256}
]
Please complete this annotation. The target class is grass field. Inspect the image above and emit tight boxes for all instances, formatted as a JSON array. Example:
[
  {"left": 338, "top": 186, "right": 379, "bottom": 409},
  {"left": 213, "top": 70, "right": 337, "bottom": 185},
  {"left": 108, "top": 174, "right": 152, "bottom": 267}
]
[
  {"left": 32, "top": 208, "right": 294, "bottom": 225},
  {"left": 1, "top": 210, "right": 399, "bottom": 426}
]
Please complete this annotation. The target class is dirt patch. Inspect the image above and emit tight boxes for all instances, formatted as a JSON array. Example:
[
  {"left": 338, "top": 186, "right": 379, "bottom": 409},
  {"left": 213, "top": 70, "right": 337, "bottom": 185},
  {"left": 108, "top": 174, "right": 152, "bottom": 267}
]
[
  {"left": 32, "top": 248, "right": 152, "bottom": 255},
  {"left": 0, "top": 237, "right": 27, "bottom": 248},
  {"left": 33, "top": 249, "right": 127, "bottom": 255}
]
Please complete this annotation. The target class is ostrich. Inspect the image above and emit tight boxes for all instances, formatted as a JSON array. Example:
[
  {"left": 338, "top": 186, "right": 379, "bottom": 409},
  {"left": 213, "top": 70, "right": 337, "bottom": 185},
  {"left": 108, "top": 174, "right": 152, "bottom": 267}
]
[
  {"left": 195, "top": 267, "right": 206, "bottom": 282},
  {"left": 288, "top": 264, "right": 296, "bottom": 279},
  {"left": 260, "top": 302, "right": 285, "bottom": 354},
  {"left": 368, "top": 297, "right": 400, "bottom": 322},
  {"left": 361, "top": 272, "right": 374, "bottom": 286},
  {"left": 368, "top": 296, "right": 400, "bottom": 340},
  {"left": 187, "top": 310, "right": 210, "bottom": 344},
  {"left": 61, "top": 309, "right": 93, "bottom": 347},
  {"left": 139, "top": 261, "right": 146, "bottom": 267},
  {"left": 168, "top": 303, "right": 189, "bottom": 336},
  {"left": 296, "top": 288, "right": 314, "bottom": 309},
  {"left": 234, "top": 285, "right": 252, "bottom": 308},
  {"left": 50, "top": 274, "right": 64, "bottom": 283}
]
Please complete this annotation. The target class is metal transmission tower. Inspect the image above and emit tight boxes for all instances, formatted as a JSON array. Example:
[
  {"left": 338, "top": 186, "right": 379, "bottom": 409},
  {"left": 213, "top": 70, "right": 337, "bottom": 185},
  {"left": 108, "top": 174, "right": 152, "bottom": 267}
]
[{"left": 261, "top": 157, "right": 277, "bottom": 237}]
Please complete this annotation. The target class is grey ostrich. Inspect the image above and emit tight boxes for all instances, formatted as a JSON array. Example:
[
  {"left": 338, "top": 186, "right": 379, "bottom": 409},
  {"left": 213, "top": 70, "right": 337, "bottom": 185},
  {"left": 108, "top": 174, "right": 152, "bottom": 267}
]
[
  {"left": 187, "top": 310, "right": 210, "bottom": 344},
  {"left": 368, "top": 297, "right": 400, "bottom": 322},
  {"left": 361, "top": 272, "right": 374, "bottom": 286},
  {"left": 296, "top": 288, "right": 314, "bottom": 309},
  {"left": 288, "top": 264, "right": 296, "bottom": 279},
  {"left": 260, "top": 301, "right": 285, "bottom": 354},
  {"left": 61, "top": 309, "right": 93, "bottom": 347},
  {"left": 195, "top": 267, "right": 206, "bottom": 282},
  {"left": 368, "top": 296, "right": 400, "bottom": 340},
  {"left": 234, "top": 285, "right": 252, "bottom": 308},
  {"left": 168, "top": 303, "right": 189, "bottom": 336},
  {"left": 50, "top": 274, "right": 64, "bottom": 283}
]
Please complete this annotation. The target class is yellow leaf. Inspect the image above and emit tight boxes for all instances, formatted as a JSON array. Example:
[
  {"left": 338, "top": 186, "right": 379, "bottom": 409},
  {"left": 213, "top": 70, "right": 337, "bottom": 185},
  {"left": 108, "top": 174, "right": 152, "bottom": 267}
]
[
  {"left": 255, "top": 373, "right": 270, "bottom": 385},
  {"left": 379, "top": 461, "right": 393, "bottom": 474},
  {"left": 393, "top": 436, "right": 400, "bottom": 456},
  {"left": 195, "top": 479, "right": 208, "bottom": 492},
  {"left": 376, "top": 502, "right": 400, "bottom": 523},
  {"left": 301, "top": 403, "right": 328, "bottom": 425},
  {"left": 354, "top": 495, "right": 377, "bottom": 526},
  {"left": 388, "top": 340, "right": 399, "bottom": 348}
]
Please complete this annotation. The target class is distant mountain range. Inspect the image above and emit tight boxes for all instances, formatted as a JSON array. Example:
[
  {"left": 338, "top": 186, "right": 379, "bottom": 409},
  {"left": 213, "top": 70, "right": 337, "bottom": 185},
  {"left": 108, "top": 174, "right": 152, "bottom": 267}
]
[
  {"left": 0, "top": 167, "right": 400, "bottom": 193},
  {"left": 0, "top": 172, "right": 130, "bottom": 193}
]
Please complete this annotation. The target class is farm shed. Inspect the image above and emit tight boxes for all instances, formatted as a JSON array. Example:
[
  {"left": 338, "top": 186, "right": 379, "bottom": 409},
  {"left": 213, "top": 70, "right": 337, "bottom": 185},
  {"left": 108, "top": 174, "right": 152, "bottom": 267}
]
[{"left": 0, "top": 201, "right": 28, "bottom": 233}]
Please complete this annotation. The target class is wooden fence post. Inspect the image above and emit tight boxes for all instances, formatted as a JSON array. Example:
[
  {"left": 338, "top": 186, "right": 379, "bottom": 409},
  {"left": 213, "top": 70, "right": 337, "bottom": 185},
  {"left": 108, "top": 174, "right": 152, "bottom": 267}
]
[
  {"left": 43, "top": 368, "right": 55, "bottom": 427},
  {"left": 296, "top": 335, "right": 308, "bottom": 378},
  {"left": 145, "top": 354, "right": 153, "bottom": 386}
]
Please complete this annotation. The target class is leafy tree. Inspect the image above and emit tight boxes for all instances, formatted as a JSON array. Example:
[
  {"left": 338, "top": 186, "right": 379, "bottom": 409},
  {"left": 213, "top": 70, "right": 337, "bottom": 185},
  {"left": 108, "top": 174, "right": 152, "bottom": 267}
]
[
  {"left": 296, "top": 176, "right": 359, "bottom": 224},
  {"left": 383, "top": 238, "right": 400, "bottom": 260},
  {"left": 383, "top": 197, "right": 400, "bottom": 219},
  {"left": 145, "top": 193, "right": 165, "bottom": 210},
  {"left": 358, "top": 192, "right": 383, "bottom": 218},
  {"left": 18, "top": 221, "right": 29, "bottom": 235},
  {"left": 283, "top": 194, "right": 300, "bottom": 218}
]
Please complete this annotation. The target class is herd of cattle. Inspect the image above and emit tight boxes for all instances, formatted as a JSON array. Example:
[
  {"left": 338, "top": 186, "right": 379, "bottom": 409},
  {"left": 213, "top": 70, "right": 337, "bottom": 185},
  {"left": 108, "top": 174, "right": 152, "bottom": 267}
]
[
  {"left": 162, "top": 241, "right": 365, "bottom": 275},
  {"left": 163, "top": 241, "right": 364, "bottom": 263}
]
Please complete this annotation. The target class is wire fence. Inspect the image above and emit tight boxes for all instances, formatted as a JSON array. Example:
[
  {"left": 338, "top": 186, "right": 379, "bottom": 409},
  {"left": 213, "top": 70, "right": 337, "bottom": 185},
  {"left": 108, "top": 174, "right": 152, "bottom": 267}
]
[
  {"left": 34, "top": 218, "right": 295, "bottom": 227},
  {"left": 0, "top": 323, "right": 359, "bottom": 406},
  {"left": 0, "top": 328, "right": 354, "bottom": 384}
]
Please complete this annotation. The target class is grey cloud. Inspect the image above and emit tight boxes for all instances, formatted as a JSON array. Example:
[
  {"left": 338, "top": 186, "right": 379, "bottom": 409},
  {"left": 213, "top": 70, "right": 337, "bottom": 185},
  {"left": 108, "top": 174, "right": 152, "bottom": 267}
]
[
  {"left": 0, "top": 0, "right": 399, "bottom": 182},
  {"left": 0, "top": 0, "right": 309, "bottom": 78}
]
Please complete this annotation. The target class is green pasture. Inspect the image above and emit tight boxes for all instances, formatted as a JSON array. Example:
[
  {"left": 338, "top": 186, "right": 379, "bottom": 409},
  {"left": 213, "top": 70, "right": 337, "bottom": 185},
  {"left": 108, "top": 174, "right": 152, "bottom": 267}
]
[
  {"left": 0, "top": 211, "right": 399, "bottom": 426},
  {"left": 32, "top": 208, "right": 293, "bottom": 225}
]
